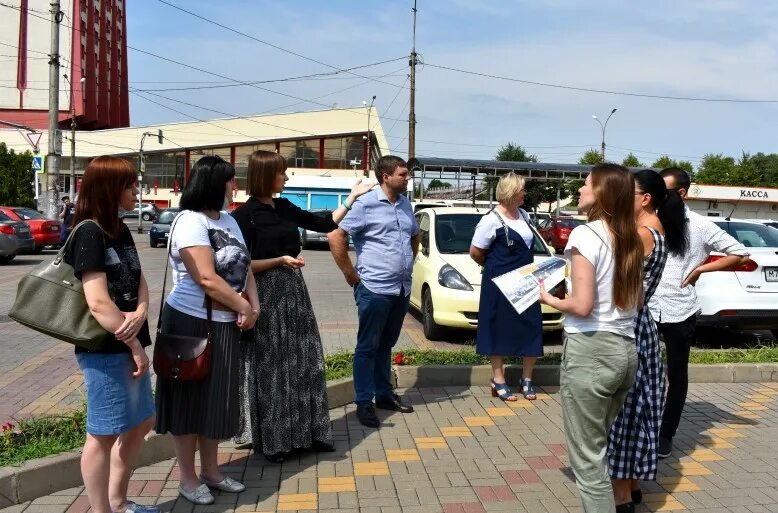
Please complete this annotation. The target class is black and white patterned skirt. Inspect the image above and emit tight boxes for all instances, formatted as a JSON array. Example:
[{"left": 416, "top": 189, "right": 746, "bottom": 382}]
[{"left": 234, "top": 266, "right": 332, "bottom": 455}]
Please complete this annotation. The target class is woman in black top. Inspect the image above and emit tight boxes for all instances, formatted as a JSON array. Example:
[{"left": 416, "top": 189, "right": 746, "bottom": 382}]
[
  {"left": 232, "top": 150, "right": 373, "bottom": 462},
  {"left": 66, "top": 156, "right": 158, "bottom": 513}
]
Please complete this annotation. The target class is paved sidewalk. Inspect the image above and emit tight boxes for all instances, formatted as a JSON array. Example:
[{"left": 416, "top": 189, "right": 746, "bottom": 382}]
[{"left": 3, "top": 382, "right": 776, "bottom": 513}]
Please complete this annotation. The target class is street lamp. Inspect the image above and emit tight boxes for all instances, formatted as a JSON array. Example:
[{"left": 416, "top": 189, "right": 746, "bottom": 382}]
[
  {"left": 363, "top": 96, "right": 376, "bottom": 177},
  {"left": 63, "top": 74, "right": 86, "bottom": 198},
  {"left": 592, "top": 108, "right": 617, "bottom": 162}
]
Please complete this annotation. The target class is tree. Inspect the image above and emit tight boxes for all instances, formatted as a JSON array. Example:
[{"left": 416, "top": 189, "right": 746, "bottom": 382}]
[
  {"left": 427, "top": 178, "right": 451, "bottom": 189},
  {"left": 695, "top": 154, "right": 736, "bottom": 185},
  {"left": 745, "top": 152, "right": 778, "bottom": 187},
  {"left": 494, "top": 143, "right": 553, "bottom": 210},
  {"left": 579, "top": 149, "right": 602, "bottom": 165},
  {"left": 621, "top": 153, "right": 644, "bottom": 168},
  {"left": 495, "top": 143, "right": 538, "bottom": 163},
  {"left": 0, "top": 143, "right": 35, "bottom": 208},
  {"left": 650, "top": 155, "right": 694, "bottom": 175}
]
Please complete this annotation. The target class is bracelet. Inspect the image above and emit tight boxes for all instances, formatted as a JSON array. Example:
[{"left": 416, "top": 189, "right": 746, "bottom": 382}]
[{"left": 343, "top": 200, "right": 352, "bottom": 211}]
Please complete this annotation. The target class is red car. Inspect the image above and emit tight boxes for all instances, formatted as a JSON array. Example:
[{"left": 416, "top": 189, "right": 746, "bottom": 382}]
[
  {"left": 0, "top": 206, "right": 62, "bottom": 252},
  {"left": 537, "top": 216, "right": 585, "bottom": 252}
]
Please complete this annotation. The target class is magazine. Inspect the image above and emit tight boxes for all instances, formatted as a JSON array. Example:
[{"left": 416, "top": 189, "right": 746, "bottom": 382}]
[{"left": 491, "top": 257, "right": 567, "bottom": 314}]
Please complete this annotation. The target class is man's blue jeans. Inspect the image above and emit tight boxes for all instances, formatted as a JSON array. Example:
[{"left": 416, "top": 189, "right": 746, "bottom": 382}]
[{"left": 353, "top": 283, "right": 409, "bottom": 406}]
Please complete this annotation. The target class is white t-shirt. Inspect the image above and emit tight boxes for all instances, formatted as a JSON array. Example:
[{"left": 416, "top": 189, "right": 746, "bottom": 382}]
[
  {"left": 471, "top": 208, "right": 534, "bottom": 249},
  {"left": 563, "top": 220, "right": 637, "bottom": 338},
  {"left": 166, "top": 210, "right": 251, "bottom": 322}
]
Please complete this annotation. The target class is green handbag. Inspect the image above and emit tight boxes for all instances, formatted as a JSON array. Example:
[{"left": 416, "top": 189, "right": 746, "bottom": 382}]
[{"left": 9, "top": 220, "right": 109, "bottom": 350}]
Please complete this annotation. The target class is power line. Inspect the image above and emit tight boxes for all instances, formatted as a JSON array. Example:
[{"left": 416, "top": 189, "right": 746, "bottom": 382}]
[
  {"left": 156, "top": 0, "right": 406, "bottom": 90},
  {"left": 425, "top": 62, "right": 778, "bottom": 104}
]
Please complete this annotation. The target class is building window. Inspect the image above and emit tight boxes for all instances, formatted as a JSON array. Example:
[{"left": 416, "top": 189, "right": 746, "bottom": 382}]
[
  {"left": 279, "top": 139, "right": 319, "bottom": 169},
  {"left": 234, "top": 143, "right": 277, "bottom": 189},
  {"left": 323, "top": 136, "right": 364, "bottom": 170}
]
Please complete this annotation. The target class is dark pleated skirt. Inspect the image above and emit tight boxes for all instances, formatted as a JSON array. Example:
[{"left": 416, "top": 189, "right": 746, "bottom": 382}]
[
  {"left": 154, "top": 303, "right": 241, "bottom": 439},
  {"left": 234, "top": 266, "right": 332, "bottom": 455}
]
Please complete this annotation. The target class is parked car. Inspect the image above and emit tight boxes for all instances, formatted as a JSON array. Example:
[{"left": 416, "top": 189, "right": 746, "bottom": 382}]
[
  {"left": 0, "top": 210, "right": 35, "bottom": 256},
  {"left": 300, "top": 209, "right": 333, "bottom": 249},
  {"left": 527, "top": 211, "right": 551, "bottom": 228},
  {"left": 0, "top": 222, "right": 18, "bottom": 264},
  {"left": 0, "top": 206, "right": 61, "bottom": 252},
  {"left": 696, "top": 219, "right": 778, "bottom": 336},
  {"left": 409, "top": 207, "right": 564, "bottom": 340},
  {"left": 537, "top": 216, "right": 586, "bottom": 252},
  {"left": 148, "top": 208, "right": 180, "bottom": 248},
  {"left": 121, "top": 202, "right": 160, "bottom": 221}
]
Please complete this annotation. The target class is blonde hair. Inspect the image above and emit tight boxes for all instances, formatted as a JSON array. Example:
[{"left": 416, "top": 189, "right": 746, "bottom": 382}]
[{"left": 496, "top": 172, "right": 525, "bottom": 205}]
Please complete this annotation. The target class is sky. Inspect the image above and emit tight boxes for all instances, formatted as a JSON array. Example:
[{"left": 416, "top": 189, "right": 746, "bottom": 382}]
[{"left": 125, "top": 0, "right": 778, "bottom": 167}]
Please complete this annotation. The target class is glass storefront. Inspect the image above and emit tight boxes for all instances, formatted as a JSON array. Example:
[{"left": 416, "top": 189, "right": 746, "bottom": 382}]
[{"left": 143, "top": 152, "right": 185, "bottom": 190}]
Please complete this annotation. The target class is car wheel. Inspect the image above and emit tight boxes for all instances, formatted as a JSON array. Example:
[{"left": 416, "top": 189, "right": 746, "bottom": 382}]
[
  {"left": 0, "top": 254, "right": 15, "bottom": 264},
  {"left": 422, "top": 288, "right": 446, "bottom": 341},
  {"left": 150, "top": 240, "right": 158, "bottom": 248},
  {"left": 142, "top": 213, "right": 152, "bottom": 221}
]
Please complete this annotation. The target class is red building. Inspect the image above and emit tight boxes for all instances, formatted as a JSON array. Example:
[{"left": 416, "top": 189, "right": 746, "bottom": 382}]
[{"left": 0, "top": 0, "right": 130, "bottom": 130}]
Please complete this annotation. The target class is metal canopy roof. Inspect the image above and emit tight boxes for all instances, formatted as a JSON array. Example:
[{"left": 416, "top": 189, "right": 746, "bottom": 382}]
[{"left": 408, "top": 157, "right": 653, "bottom": 181}]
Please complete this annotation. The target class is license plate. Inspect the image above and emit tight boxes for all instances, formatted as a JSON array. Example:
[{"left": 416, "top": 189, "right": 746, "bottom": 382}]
[{"left": 765, "top": 267, "right": 778, "bottom": 282}]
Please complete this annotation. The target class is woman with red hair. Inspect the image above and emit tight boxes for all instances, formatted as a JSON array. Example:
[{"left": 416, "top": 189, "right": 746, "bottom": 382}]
[{"left": 66, "top": 156, "right": 157, "bottom": 513}]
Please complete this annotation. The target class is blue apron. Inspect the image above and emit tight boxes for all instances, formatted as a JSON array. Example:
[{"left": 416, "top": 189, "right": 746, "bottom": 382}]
[{"left": 475, "top": 210, "right": 543, "bottom": 357}]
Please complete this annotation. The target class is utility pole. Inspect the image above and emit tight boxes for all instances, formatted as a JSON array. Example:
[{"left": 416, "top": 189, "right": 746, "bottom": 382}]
[
  {"left": 45, "top": 0, "right": 63, "bottom": 219},
  {"left": 63, "top": 75, "right": 85, "bottom": 199},
  {"left": 363, "top": 96, "right": 376, "bottom": 177},
  {"left": 137, "top": 130, "right": 163, "bottom": 233},
  {"left": 408, "top": 0, "right": 418, "bottom": 160}
]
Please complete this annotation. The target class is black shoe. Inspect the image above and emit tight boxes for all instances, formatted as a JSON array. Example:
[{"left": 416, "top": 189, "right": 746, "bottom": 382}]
[
  {"left": 311, "top": 440, "right": 336, "bottom": 452},
  {"left": 375, "top": 393, "right": 414, "bottom": 413},
  {"left": 658, "top": 436, "right": 672, "bottom": 459},
  {"left": 631, "top": 488, "right": 642, "bottom": 505},
  {"left": 615, "top": 502, "right": 634, "bottom": 513},
  {"left": 356, "top": 403, "right": 380, "bottom": 428},
  {"left": 264, "top": 452, "right": 286, "bottom": 464}
]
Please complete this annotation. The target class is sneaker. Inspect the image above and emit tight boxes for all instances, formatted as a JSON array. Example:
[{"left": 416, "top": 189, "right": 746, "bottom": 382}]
[
  {"left": 356, "top": 403, "right": 380, "bottom": 428},
  {"left": 658, "top": 436, "right": 672, "bottom": 459},
  {"left": 115, "top": 501, "right": 160, "bottom": 513}
]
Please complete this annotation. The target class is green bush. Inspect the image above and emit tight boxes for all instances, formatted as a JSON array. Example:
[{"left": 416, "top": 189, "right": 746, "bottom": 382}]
[{"left": 0, "top": 409, "right": 86, "bottom": 466}]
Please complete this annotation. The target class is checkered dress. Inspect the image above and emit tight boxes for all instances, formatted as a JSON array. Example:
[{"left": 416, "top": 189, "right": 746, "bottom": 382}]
[{"left": 607, "top": 227, "right": 668, "bottom": 480}]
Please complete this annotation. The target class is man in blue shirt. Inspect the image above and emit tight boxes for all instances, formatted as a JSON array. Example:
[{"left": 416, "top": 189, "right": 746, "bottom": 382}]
[{"left": 328, "top": 155, "right": 419, "bottom": 428}]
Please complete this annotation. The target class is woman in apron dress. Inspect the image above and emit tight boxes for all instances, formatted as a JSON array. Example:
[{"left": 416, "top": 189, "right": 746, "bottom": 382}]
[{"left": 470, "top": 172, "right": 543, "bottom": 401}]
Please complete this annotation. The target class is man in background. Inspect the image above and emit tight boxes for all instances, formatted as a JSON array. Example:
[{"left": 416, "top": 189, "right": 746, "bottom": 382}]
[{"left": 650, "top": 167, "right": 749, "bottom": 458}]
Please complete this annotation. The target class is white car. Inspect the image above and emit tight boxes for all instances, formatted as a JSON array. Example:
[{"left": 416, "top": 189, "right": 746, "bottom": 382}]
[{"left": 696, "top": 219, "right": 778, "bottom": 336}]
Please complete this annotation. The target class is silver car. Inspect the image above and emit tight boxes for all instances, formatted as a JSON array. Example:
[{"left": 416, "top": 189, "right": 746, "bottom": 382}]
[
  {"left": 0, "top": 212, "right": 21, "bottom": 263},
  {"left": 122, "top": 202, "right": 160, "bottom": 221},
  {"left": 0, "top": 210, "right": 34, "bottom": 257},
  {"left": 300, "top": 209, "right": 333, "bottom": 249}
]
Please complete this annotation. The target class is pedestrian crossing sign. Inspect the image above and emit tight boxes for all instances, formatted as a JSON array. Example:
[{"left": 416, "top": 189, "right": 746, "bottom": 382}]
[{"left": 32, "top": 156, "right": 44, "bottom": 174}]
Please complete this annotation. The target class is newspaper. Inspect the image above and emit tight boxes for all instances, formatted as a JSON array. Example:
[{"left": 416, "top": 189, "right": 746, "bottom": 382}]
[{"left": 491, "top": 257, "right": 567, "bottom": 314}]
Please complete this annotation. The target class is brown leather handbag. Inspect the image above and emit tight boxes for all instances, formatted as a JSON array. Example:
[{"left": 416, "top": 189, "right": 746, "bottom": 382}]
[{"left": 153, "top": 218, "right": 213, "bottom": 382}]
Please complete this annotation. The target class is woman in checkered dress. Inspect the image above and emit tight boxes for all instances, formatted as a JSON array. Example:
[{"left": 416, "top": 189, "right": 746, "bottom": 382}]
[{"left": 607, "top": 170, "right": 688, "bottom": 511}]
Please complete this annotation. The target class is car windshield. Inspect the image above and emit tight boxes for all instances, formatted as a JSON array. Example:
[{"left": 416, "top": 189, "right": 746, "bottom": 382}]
[
  {"left": 157, "top": 210, "right": 179, "bottom": 224},
  {"left": 556, "top": 218, "right": 584, "bottom": 229},
  {"left": 435, "top": 214, "right": 549, "bottom": 255},
  {"left": 13, "top": 208, "right": 45, "bottom": 220},
  {"left": 716, "top": 222, "right": 778, "bottom": 248}
]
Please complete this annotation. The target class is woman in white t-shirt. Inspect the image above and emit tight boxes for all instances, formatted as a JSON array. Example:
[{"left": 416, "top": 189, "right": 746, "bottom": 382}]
[
  {"left": 539, "top": 163, "right": 644, "bottom": 513},
  {"left": 155, "top": 156, "right": 260, "bottom": 506}
]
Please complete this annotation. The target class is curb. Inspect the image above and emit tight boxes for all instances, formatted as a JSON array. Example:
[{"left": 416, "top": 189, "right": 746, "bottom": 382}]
[
  {"left": 3, "top": 362, "right": 778, "bottom": 506},
  {"left": 392, "top": 363, "right": 778, "bottom": 388},
  {"left": 0, "top": 377, "right": 355, "bottom": 507}
]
